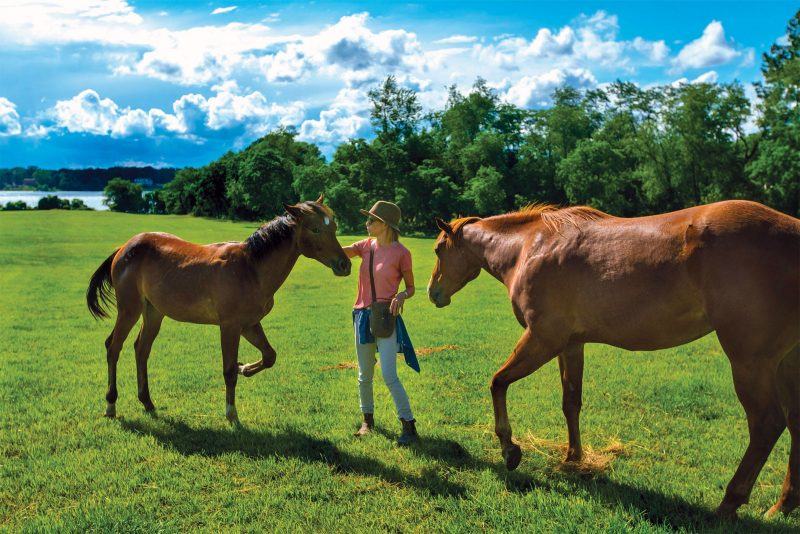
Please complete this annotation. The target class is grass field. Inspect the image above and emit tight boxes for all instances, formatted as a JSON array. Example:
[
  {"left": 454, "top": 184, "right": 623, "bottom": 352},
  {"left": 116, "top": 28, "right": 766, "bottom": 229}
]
[{"left": 1, "top": 210, "right": 797, "bottom": 533}]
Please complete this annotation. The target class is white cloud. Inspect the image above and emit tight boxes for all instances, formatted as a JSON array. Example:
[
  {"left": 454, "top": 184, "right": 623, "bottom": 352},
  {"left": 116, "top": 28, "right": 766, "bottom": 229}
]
[
  {"left": 45, "top": 87, "right": 304, "bottom": 141},
  {"left": 671, "top": 21, "right": 741, "bottom": 73},
  {"left": 692, "top": 70, "right": 719, "bottom": 84},
  {"left": 258, "top": 13, "right": 423, "bottom": 84},
  {"left": 211, "top": 6, "right": 238, "bottom": 15},
  {"left": 471, "top": 10, "right": 666, "bottom": 72},
  {"left": 434, "top": 35, "right": 478, "bottom": 45},
  {"left": 297, "top": 88, "right": 371, "bottom": 146},
  {"left": 0, "top": 0, "right": 147, "bottom": 46},
  {"left": 0, "top": 97, "right": 22, "bottom": 136},
  {"left": 505, "top": 68, "right": 597, "bottom": 108},
  {"left": 632, "top": 37, "right": 670, "bottom": 63}
]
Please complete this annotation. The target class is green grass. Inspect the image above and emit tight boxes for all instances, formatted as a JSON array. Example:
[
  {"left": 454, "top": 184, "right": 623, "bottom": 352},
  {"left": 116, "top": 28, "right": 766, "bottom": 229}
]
[{"left": 1, "top": 210, "right": 797, "bottom": 533}]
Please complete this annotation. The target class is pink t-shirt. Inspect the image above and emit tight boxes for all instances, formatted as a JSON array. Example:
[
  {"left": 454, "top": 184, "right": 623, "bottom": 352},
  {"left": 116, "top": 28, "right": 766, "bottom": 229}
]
[{"left": 351, "top": 238, "right": 412, "bottom": 309}]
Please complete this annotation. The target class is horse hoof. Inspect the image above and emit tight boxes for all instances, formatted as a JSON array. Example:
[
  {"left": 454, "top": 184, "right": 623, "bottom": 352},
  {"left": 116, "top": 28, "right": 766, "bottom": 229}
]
[
  {"left": 230, "top": 420, "right": 243, "bottom": 431},
  {"left": 715, "top": 503, "right": 738, "bottom": 521},
  {"left": 105, "top": 403, "right": 116, "bottom": 418},
  {"left": 504, "top": 444, "right": 522, "bottom": 471}
]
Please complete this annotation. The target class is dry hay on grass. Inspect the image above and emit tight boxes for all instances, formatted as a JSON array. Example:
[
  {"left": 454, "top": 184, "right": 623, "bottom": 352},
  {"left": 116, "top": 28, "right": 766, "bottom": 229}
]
[
  {"left": 319, "top": 362, "right": 358, "bottom": 371},
  {"left": 417, "top": 344, "right": 459, "bottom": 356},
  {"left": 518, "top": 433, "right": 629, "bottom": 477}
]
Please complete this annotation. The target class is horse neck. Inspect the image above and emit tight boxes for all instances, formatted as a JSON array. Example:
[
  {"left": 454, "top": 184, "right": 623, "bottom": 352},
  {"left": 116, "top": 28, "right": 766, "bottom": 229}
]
[
  {"left": 249, "top": 229, "right": 302, "bottom": 295},
  {"left": 462, "top": 218, "right": 537, "bottom": 286}
]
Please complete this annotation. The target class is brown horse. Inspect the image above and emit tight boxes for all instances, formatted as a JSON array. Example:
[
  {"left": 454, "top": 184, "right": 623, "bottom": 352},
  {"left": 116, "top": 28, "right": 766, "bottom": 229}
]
[
  {"left": 86, "top": 195, "right": 350, "bottom": 427},
  {"left": 428, "top": 200, "right": 800, "bottom": 518}
]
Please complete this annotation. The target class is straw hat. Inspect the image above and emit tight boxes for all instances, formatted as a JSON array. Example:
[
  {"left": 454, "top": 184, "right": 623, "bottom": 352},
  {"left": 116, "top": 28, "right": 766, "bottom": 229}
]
[{"left": 360, "top": 201, "right": 401, "bottom": 233}]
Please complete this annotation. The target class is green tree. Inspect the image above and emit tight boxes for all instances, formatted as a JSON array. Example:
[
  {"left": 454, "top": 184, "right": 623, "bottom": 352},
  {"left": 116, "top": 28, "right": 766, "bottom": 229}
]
[
  {"left": 104, "top": 178, "right": 144, "bottom": 213},
  {"left": 368, "top": 75, "right": 422, "bottom": 143},
  {"left": 748, "top": 10, "right": 800, "bottom": 216},
  {"left": 462, "top": 165, "right": 505, "bottom": 216}
]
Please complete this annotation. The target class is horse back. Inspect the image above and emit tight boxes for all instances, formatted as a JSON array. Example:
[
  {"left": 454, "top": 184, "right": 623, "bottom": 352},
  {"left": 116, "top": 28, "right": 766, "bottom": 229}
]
[
  {"left": 519, "top": 201, "right": 799, "bottom": 351},
  {"left": 111, "top": 232, "right": 255, "bottom": 324}
]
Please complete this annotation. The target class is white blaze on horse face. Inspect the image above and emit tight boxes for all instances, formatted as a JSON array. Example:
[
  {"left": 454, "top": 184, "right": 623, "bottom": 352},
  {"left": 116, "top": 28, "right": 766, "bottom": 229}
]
[{"left": 324, "top": 217, "right": 330, "bottom": 226}]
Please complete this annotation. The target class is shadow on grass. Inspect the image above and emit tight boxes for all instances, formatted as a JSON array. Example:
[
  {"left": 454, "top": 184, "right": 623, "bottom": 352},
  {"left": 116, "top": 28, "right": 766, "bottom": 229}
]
[
  {"left": 118, "top": 415, "right": 466, "bottom": 498},
  {"left": 118, "top": 416, "right": 795, "bottom": 532},
  {"left": 501, "top": 461, "right": 796, "bottom": 534},
  {"left": 379, "top": 426, "right": 795, "bottom": 533}
]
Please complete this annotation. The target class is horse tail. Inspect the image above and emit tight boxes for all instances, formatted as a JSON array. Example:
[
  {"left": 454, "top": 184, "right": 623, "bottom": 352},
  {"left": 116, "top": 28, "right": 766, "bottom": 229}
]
[{"left": 87, "top": 249, "right": 119, "bottom": 320}]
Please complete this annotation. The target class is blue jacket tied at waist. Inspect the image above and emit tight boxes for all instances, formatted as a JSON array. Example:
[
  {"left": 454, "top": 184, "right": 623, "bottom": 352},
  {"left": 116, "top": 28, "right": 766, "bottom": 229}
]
[{"left": 352, "top": 309, "right": 420, "bottom": 372}]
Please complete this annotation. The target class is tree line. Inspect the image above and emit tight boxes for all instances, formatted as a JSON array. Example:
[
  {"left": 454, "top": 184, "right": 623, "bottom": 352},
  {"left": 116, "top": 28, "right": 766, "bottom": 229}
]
[
  {"left": 156, "top": 13, "right": 798, "bottom": 232},
  {"left": 0, "top": 166, "right": 176, "bottom": 191}
]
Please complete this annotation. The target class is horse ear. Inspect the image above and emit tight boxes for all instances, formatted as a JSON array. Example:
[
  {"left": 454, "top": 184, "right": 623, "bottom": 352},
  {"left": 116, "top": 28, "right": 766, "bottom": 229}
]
[
  {"left": 436, "top": 218, "right": 454, "bottom": 237},
  {"left": 284, "top": 203, "right": 303, "bottom": 218},
  {"left": 315, "top": 193, "right": 325, "bottom": 204}
]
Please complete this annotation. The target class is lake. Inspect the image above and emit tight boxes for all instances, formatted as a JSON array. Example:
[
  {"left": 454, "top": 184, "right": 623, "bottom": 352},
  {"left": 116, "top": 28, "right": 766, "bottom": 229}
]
[{"left": 0, "top": 191, "right": 108, "bottom": 210}]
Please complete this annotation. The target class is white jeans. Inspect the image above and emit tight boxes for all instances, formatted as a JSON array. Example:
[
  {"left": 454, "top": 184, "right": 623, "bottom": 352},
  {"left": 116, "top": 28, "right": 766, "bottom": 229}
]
[{"left": 354, "top": 324, "right": 414, "bottom": 421}]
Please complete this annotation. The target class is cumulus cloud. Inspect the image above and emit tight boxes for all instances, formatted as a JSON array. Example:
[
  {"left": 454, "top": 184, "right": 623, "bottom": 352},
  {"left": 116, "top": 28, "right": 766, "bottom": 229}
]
[
  {"left": 211, "top": 6, "right": 238, "bottom": 15},
  {"left": 505, "top": 68, "right": 597, "bottom": 108},
  {"left": 472, "top": 10, "right": 666, "bottom": 72},
  {"left": 258, "top": 13, "right": 423, "bottom": 84},
  {"left": 0, "top": 97, "right": 22, "bottom": 136},
  {"left": 45, "top": 87, "right": 304, "bottom": 141},
  {"left": 671, "top": 21, "right": 741, "bottom": 73},
  {"left": 297, "top": 88, "right": 371, "bottom": 146}
]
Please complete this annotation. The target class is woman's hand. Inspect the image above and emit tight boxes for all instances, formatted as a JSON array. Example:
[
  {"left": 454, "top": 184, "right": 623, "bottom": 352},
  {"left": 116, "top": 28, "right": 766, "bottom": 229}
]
[{"left": 390, "top": 291, "right": 407, "bottom": 316}]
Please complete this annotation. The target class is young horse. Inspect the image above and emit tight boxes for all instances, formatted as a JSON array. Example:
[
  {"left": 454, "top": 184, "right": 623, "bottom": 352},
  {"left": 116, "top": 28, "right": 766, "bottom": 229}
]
[
  {"left": 86, "top": 195, "right": 351, "bottom": 427},
  {"left": 428, "top": 200, "right": 800, "bottom": 518}
]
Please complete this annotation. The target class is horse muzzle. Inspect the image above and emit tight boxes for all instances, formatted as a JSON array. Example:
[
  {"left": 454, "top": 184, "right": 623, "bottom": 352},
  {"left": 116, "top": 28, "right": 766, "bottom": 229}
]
[
  {"left": 331, "top": 257, "right": 351, "bottom": 277},
  {"left": 428, "top": 287, "right": 451, "bottom": 308}
]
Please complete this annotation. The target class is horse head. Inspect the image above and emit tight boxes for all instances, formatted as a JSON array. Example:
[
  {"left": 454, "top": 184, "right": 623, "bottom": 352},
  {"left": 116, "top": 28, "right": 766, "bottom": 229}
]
[
  {"left": 427, "top": 217, "right": 482, "bottom": 308},
  {"left": 284, "top": 194, "right": 351, "bottom": 276}
]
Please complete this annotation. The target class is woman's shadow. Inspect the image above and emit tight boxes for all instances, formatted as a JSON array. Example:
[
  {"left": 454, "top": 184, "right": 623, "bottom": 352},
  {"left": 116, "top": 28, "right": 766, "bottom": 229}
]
[{"left": 119, "top": 415, "right": 468, "bottom": 498}]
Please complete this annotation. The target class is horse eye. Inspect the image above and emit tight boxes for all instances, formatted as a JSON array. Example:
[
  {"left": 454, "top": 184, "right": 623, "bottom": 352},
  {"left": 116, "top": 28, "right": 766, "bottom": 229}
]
[{"left": 311, "top": 227, "right": 321, "bottom": 234}]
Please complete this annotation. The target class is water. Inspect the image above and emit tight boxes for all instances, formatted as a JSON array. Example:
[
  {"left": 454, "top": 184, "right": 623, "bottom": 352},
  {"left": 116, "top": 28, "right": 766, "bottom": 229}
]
[{"left": 0, "top": 191, "right": 108, "bottom": 210}]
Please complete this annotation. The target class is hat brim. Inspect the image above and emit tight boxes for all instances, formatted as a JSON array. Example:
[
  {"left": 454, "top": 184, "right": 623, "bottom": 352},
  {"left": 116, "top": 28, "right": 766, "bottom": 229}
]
[{"left": 360, "top": 209, "right": 401, "bottom": 233}]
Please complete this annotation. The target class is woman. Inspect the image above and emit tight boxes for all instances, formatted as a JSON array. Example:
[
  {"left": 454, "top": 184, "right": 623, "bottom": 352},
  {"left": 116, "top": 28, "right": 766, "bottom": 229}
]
[{"left": 343, "top": 200, "right": 420, "bottom": 445}]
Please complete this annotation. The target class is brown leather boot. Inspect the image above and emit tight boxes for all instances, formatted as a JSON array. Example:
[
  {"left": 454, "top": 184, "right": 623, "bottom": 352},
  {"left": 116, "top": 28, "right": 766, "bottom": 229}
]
[
  {"left": 354, "top": 413, "right": 374, "bottom": 436},
  {"left": 397, "top": 418, "right": 418, "bottom": 445}
]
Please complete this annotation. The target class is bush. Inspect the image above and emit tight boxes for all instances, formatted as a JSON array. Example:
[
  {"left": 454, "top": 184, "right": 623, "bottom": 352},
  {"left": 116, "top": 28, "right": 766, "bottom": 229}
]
[
  {"left": 2, "top": 201, "right": 30, "bottom": 211},
  {"left": 37, "top": 195, "right": 70, "bottom": 210},
  {"left": 104, "top": 178, "right": 145, "bottom": 213}
]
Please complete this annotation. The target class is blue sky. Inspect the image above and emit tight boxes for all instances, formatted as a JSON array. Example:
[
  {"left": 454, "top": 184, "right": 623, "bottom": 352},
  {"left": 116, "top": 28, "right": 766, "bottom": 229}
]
[{"left": 0, "top": 1, "right": 795, "bottom": 169}]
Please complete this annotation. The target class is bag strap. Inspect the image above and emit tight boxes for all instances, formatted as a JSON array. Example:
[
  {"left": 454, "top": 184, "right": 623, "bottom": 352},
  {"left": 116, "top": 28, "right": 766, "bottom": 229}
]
[{"left": 369, "top": 240, "right": 378, "bottom": 305}]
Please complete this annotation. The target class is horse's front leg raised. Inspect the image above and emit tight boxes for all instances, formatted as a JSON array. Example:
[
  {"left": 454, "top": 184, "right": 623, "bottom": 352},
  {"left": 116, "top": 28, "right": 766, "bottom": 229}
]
[
  {"left": 220, "top": 324, "right": 243, "bottom": 427},
  {"left": 238, "top": 322, "right": 277, "bottom": 378},
  {"left": 558, "top": 343, "right": 585, "bottom": 462},
  {"left": 491, "top": 328, "right": 561, "bottom": 470}
]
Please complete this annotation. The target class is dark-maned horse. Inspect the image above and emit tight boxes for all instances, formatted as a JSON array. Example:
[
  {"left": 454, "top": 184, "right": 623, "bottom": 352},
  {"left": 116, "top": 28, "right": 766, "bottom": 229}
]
[
  {"left": 428, "top": 200, "right": 799, "bottom": 518},
  {"left": 87, "top": 195, "right": 350, "bottom": 427}
]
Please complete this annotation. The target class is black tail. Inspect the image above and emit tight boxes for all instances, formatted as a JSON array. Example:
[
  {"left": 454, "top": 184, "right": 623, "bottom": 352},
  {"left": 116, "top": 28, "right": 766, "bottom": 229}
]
[{"left": 87, "top": 249, "right": 119, "bottom": 320}]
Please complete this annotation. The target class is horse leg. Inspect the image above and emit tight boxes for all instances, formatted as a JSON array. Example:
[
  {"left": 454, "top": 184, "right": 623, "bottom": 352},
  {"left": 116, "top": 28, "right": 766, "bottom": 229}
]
[
  {"left": 220, "top": 324, "right": 242, "bottom": 427},
  {"left": 491, "top": 328, "right": 561, "bottom": 470},
  {"left": 558, "top": 343, "right": 585, "bottom": 462},
  {"left": 237, "top": 322, "right": 277, "bottom": 378},
  {"left": 134, "top": 301, "right": 164, "bottom": 413},
  {"left": 767, "top": 344, "right": 800, "bottom": 518},
  {"left": 104, "top": 300, "right": 142, "bottom": 417},
  {"left": 717, "top": 362, "right": 786, "bottom": 518}
]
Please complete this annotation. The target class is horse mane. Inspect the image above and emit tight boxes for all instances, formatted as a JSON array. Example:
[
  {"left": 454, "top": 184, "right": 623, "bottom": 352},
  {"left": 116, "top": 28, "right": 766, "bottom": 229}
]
[
  {"left": 444, "top": 204, "right": 610, "bottom": 245},
  {"left": 494, "top": 203, "right": 610, "bottom": 233},
  {"left": 245, "top": 202, "right": 334, "bottom": 259}
]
